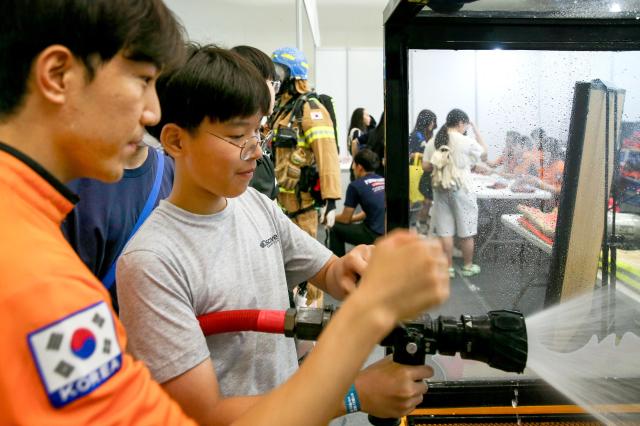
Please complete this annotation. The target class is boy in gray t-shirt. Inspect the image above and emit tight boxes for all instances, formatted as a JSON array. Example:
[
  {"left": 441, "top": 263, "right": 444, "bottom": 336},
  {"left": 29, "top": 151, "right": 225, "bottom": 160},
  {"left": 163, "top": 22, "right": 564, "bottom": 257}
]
[{"left": 117, "top": 44, "right": 436, "bottom": 425}]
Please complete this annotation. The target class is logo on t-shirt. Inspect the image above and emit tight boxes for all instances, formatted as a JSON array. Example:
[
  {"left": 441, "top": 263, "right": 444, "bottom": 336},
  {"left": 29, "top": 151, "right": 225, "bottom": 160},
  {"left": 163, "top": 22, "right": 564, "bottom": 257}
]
[
  {"left": 364, "top": 177, "right": 385, "bottom": 193},
  {"left": 260, "top": 233, "right": 279, "bottom": 248},
  {"left": 27, "top": 301, "right": 122, "bottom": 408}
]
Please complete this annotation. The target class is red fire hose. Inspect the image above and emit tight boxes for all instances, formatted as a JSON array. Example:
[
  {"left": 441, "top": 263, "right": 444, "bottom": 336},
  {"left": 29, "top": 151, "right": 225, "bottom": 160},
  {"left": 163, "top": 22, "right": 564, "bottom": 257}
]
[{"left": 197, "top": 309, "right": 287, "bottom": 336}]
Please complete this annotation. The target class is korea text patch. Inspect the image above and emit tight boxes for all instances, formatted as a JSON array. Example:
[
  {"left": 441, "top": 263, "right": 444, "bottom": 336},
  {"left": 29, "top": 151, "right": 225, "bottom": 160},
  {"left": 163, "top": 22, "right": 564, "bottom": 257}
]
[{"left": 27, "top": 301, "right": 122, "bottom": 408}]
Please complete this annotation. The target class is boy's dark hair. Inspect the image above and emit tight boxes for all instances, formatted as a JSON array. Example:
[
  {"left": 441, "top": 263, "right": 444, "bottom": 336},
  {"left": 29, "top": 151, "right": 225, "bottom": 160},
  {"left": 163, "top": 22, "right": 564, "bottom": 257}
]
[
  {"left": 148, "top": 44, "right": 271, "bottom": 138},
  {"left": 231, "top": 45, "right": 277, "bottom": 81},
  {"left": 0, "top": 0, "right": 186, "bottom": 120},
  {"left": 354, "top": 148, "right": 380, "bottom": 173}
]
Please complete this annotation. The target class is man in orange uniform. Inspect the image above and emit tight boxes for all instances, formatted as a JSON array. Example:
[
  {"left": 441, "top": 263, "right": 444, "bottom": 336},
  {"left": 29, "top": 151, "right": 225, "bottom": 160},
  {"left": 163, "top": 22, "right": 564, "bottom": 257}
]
[
  {"left": 0, "top": 1, "right": 195, "bottom": 423},
  {"left": 0, "top": 2, "right": 451, "bottom": 425}
]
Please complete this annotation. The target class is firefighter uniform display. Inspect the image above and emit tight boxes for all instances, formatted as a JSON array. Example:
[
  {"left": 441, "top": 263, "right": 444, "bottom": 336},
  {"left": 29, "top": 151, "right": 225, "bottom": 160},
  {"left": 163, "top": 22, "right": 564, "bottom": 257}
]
[
  {"left": 272, "top": 92, "right": 341, "bottom": 237},
  {"left": 271, "top": 47, "right": 342, "bottom": 307}
]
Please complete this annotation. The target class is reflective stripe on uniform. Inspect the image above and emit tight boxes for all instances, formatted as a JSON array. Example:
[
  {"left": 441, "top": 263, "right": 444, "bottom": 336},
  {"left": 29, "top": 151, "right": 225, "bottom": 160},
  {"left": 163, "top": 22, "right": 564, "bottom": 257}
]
[{"left": 303, "top": 126, "right": 335, "bottom": 145}]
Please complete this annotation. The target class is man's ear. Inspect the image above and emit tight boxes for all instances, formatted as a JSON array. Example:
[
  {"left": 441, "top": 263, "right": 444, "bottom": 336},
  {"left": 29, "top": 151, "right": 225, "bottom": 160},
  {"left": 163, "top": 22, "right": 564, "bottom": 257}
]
[
  {"left": 34, "top": 45, "right": 77, "bottom": 105},
  {"left": 161, "top": 124, "right": 186, "bottom": 158}
]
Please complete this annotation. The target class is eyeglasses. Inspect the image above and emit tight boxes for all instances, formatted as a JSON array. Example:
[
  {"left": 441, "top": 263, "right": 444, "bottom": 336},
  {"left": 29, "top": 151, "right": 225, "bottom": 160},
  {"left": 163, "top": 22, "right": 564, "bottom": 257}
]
[
  {"left": 270, "top": 80, "right": 281, "bottom": 94},
  {"left": 206, "top": 130, "right": 273, "bottom": 161}
]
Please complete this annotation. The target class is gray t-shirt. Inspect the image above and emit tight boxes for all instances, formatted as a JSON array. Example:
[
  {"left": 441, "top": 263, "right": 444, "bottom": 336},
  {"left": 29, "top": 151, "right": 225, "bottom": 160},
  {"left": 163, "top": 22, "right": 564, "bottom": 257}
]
[{"left": 116, "top": 188, "right": 332, "bottom": 396}]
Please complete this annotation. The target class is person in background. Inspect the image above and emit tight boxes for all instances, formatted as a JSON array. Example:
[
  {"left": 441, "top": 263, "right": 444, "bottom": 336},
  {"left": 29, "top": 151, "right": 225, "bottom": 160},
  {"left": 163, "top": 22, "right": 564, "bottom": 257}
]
[
  {"left": 503, "top": 135, "right": 536, "bottom": 177},
  {"left": 515, "top": 136, "right": 565, "bottom": 197},
  {"left": 348, "top": 107, "right": 372, "bottom": 157},
  {"left": 409, "top": 109, "right": 437, "bottom": 229},
  {"left": 329, "top": 149, "right": 385, "bottom": 256},
  {"left": 231, "top": 45, "right": 279, "bottom": 200},
  {"left": 358, "top": 111, "right": 386, "bottom": 177},
  {"left": 347, "top": 107, "right": 372, "bottom": 181},
  {"left": 117, "top": 44, "right": 447, "bottom": 426},
  {"left": 527, "top": 126, "right": 547, "bottom": 176},
  {"left": 486, "top": 130, "right": 520, "bottom": 169},
  {"left": 410, "top": 109, "right": 438, "bottom": 160},
  {"left": 423, "top": 109, "right": 487, "bottom": 278},
  {"left": 62, "top": 138, "right": 174, "bottom": 313}
]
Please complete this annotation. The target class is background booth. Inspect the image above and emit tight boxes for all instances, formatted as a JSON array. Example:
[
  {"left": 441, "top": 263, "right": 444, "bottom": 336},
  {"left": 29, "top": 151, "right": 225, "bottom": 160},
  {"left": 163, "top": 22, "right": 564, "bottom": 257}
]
[{"left": 382, "top": 1, "right": 640, "bottom": 424}]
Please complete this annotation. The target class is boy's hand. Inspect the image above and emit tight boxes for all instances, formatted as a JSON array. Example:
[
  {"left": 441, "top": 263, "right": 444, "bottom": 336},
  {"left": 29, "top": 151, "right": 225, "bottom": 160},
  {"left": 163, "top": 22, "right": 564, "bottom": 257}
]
[
  {"left": 355, "top": 356, "right": 434, "bottom": 418},
  {"left": 357, "top": 230, "right": 449, "bottom": 324},
  {"left": 325, "top": 244, "right": 372, "bottom": 300}
]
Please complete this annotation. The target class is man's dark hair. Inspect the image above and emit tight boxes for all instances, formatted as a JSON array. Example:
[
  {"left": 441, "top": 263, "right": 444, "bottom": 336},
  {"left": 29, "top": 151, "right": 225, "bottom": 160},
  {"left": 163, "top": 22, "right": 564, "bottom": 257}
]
[
  {"left": 354, "top": 148, "right": 380, "bottom": 173},
  {"left": 0, "top": 0, "right": 186, "bottom": 120},
  {"left": 148, "top": 44, "right": 271, "bottom": 138},
  {"left": 231, "top": 46, "right": 277, "bottom": 81}
]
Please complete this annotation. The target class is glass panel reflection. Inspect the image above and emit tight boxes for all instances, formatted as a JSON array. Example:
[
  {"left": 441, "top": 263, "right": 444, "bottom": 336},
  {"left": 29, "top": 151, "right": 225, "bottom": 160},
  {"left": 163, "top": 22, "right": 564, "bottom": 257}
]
[{"left": 406, "top": 49, "right": 640, "bottom": 383}]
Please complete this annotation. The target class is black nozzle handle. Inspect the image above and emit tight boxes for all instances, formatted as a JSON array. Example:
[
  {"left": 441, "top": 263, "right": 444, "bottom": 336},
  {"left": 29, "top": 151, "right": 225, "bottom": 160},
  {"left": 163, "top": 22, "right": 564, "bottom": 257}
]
[
  {"left": 367, "top": 327, "right": 426, "bottom": 426},
  {"left": 367, "top": 416, "right": 401, "bottom": 426}
]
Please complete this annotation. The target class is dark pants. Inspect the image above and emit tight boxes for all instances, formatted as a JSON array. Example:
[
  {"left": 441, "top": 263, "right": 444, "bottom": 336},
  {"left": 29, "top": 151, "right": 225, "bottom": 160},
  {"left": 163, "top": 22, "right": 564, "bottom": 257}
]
[{"left": 329, "top": 222, "right": 380, "bottom": 256}]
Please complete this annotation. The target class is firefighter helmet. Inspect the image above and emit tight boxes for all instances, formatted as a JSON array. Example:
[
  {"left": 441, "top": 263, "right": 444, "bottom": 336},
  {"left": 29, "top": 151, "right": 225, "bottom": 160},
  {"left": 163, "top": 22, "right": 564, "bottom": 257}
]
[{"left": 272, "top": 47, "right": 309, "bottom": 80}]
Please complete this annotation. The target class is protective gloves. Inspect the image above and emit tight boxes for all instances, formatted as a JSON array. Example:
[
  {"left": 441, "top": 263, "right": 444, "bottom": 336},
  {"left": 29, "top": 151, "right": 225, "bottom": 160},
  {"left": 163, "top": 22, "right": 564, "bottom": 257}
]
[{"left": 321, "top": 199, "right": 336, "bottom": 228}]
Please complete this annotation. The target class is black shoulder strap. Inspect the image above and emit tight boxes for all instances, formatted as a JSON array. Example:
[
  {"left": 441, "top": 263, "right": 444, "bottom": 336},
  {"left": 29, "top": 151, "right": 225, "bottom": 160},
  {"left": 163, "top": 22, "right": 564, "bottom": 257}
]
[
  {"left": 269, "top": 95, "right": 302, "bottom": 129},
  {"left": 290, "top": 94, "right": 309, "bottom": 124},
  {"left": 306, "top": 92, "right": 321, "bottom": 109}
]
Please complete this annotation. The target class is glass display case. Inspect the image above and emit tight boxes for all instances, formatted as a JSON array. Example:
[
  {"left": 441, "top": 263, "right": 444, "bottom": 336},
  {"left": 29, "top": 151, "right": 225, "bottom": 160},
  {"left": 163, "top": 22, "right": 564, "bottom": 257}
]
[{"left": 383, "top": 0, "right": 640, "bottom": 424}]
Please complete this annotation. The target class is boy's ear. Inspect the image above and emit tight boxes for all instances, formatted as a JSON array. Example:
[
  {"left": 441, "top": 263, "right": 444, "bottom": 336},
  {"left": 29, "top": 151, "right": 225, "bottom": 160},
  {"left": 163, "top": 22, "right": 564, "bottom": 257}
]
[
  {"left": 160, "top": 124, "right": 185, "bottom": 157},
  {"left": 34, "top": 45, "right": 77, "bottom": 105}
]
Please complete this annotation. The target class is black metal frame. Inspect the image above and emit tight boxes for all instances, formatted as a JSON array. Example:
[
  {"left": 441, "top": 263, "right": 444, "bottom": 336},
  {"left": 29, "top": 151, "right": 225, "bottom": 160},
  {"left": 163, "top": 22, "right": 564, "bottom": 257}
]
[
  {"left": 383, "top": 1, "right": 640, "bottom": 234},
  {"left": 383, "top": 0, "right": 640, "bottom": 414}
]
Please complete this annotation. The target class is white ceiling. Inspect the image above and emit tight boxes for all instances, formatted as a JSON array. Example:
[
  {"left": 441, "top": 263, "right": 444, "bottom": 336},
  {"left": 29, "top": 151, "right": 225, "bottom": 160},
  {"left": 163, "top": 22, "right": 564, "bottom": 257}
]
[
  {"left": 165, "top": 0, "right": 389, "bottom": 49},
  {"left": 166, "top": 0, "right": 640, "bottom": 52}
]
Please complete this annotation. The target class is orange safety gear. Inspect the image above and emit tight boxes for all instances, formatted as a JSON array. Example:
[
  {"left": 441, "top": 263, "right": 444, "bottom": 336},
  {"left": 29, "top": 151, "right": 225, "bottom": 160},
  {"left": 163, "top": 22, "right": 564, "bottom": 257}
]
[{"left": 0, "top": 144, "right": 194, "bottom": 425}]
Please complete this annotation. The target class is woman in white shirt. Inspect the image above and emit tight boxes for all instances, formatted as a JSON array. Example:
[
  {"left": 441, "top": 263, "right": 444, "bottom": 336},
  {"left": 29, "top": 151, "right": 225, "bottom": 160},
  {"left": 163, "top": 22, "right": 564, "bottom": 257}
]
[{"left": 422, "top": 109, "right": 487, "bottom": 278}]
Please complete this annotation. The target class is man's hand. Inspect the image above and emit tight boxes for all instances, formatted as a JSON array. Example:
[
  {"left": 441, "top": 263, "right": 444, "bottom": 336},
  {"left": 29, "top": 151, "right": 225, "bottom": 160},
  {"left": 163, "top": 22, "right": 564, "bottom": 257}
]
[
  {"left": 321, "top": 199, "right": 336, "bottom": 228},
  {"left": 355, "top": 356, "right": 434, "bottom": 418}
]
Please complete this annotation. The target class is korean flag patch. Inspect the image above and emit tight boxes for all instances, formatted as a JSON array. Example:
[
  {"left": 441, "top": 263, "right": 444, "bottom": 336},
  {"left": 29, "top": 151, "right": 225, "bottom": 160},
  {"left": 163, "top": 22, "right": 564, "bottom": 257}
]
[
  {"left": 310, "top": 110, "right": 323, "bottom": 120},
  {"left": 27, "top": 301, "right": 122, "bottom": 408}
]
